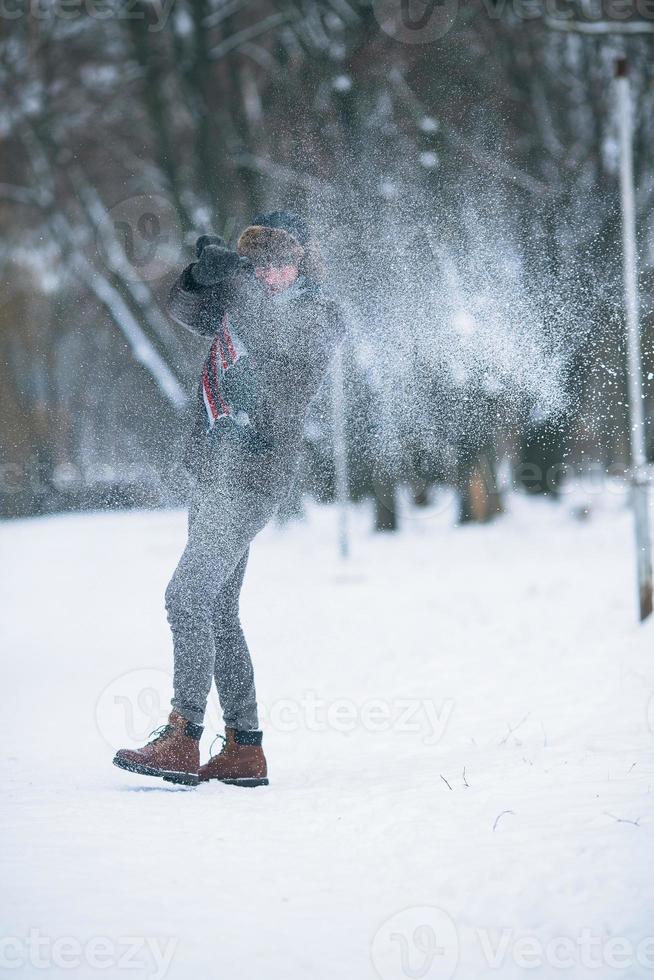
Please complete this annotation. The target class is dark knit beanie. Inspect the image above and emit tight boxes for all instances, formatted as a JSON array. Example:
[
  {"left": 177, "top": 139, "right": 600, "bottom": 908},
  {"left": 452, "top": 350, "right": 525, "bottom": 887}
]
[{"left": 251, "top": 210, "right": 310, "bottom": 247}]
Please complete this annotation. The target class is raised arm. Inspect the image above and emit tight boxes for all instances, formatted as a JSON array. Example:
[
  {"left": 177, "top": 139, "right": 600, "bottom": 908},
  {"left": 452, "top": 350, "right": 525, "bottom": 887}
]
[
  {"left": 166, "top": 264, "right": 211, "bottom": 336},
  {"left": 166, "top": 241, "right": 263, "bottom": 345}
]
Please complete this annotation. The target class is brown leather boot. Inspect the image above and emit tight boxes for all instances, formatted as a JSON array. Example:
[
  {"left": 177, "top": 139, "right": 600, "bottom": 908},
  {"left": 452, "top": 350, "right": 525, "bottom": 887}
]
[
  {"left": 199, "top": 728, "right": 268, "bottom": 787},
  {"left": 113, "top": 710, "right": 202, "bottom": 786}
]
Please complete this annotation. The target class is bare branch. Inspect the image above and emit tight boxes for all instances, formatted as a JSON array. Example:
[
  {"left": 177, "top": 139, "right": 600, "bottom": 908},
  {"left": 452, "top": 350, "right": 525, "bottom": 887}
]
[
  {"left": 492, "top": 809, "right": 515, "bottom": 832},
  {"left": 604, "top": 811, "right": 641, "bottom": 826},
  {"left": 389, "top": 69, "right": 554, "bottom": 199},
  {"left": 209, "top": 12, "right": 298, "bottom": 60}
]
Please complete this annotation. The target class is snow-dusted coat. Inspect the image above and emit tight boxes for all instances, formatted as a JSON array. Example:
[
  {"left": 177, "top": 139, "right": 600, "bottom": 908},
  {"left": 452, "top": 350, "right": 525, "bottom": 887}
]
[{"left": 167, "top": 262, "right": 345, "bottom": 497}]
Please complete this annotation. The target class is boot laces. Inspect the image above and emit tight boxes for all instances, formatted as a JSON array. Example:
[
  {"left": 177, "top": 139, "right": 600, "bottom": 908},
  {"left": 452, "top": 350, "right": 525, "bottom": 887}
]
[
  {"left": 209, "top": 733, "right": 227, "bottom": 756},
  {"left": 148, "top": 724, "right": 174, "bottom": 744}
]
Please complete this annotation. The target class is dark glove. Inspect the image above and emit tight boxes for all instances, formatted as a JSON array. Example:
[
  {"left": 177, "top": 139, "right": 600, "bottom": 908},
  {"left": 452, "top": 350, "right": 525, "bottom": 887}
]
[
  {"left": 196, "top": 234, "right": 226, "bottom": 257},
  {"left": 191, "top": 245, "right": 251, "bottom": 287}
]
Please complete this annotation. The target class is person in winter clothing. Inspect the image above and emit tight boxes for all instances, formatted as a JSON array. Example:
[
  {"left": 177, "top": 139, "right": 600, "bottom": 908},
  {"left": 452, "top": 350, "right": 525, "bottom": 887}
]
[{"left": 113, "top": 211, "right": 345, "bottom": 787}]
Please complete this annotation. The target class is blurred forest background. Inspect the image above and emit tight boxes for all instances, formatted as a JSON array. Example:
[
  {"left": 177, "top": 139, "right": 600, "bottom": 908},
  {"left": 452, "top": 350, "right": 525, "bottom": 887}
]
[{"left": 1, "top": 0, "right": 654, "bottom": 525}]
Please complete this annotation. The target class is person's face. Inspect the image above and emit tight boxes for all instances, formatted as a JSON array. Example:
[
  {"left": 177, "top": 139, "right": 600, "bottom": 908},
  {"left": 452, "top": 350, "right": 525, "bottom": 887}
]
[{"left": 255, "top": 263, "right": 299, "bottom": 295}]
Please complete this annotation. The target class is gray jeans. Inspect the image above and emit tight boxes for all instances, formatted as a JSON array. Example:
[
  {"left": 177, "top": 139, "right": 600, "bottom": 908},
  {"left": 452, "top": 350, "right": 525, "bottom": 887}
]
[{"left": 165, "top": 477, "right": 278, "bottom": 728}]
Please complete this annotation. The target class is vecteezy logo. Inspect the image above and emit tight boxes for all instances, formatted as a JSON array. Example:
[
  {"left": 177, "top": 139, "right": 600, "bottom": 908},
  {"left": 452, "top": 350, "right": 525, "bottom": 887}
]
[
  {"left": 372, "top": 0, "right": 458, "bottom": 43},
  {"left": 371, "top": 906, "right": 459, "bottom": 980},
  {"left": 95, "top": 668, "right": 172, "bottom": 749},
  {"left": 95, "top": 193, "right": 183, "bottom": 282}
]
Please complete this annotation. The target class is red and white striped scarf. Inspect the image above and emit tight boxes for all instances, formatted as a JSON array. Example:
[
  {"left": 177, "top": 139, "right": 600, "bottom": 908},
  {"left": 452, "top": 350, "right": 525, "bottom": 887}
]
[{"left": 201, "top": 314, "right": 247, "bottom": 427}]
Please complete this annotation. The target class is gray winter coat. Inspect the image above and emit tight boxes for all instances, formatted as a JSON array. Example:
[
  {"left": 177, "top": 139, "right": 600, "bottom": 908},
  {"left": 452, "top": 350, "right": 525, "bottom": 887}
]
[{"left": 167, "top": 263, "right": 345, "bottom": 498}]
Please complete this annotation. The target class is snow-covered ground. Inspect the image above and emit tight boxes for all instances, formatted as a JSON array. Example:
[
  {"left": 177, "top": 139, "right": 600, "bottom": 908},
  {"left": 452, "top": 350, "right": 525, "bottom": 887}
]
[{"left": 2, "top": 487, "right": 654, "bottom": 979}]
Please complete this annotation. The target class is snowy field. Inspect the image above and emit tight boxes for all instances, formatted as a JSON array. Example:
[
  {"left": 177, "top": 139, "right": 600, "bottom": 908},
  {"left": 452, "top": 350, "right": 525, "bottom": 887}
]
[{"left": 2, "top": 487, "right": 654, "bottom": 979}]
